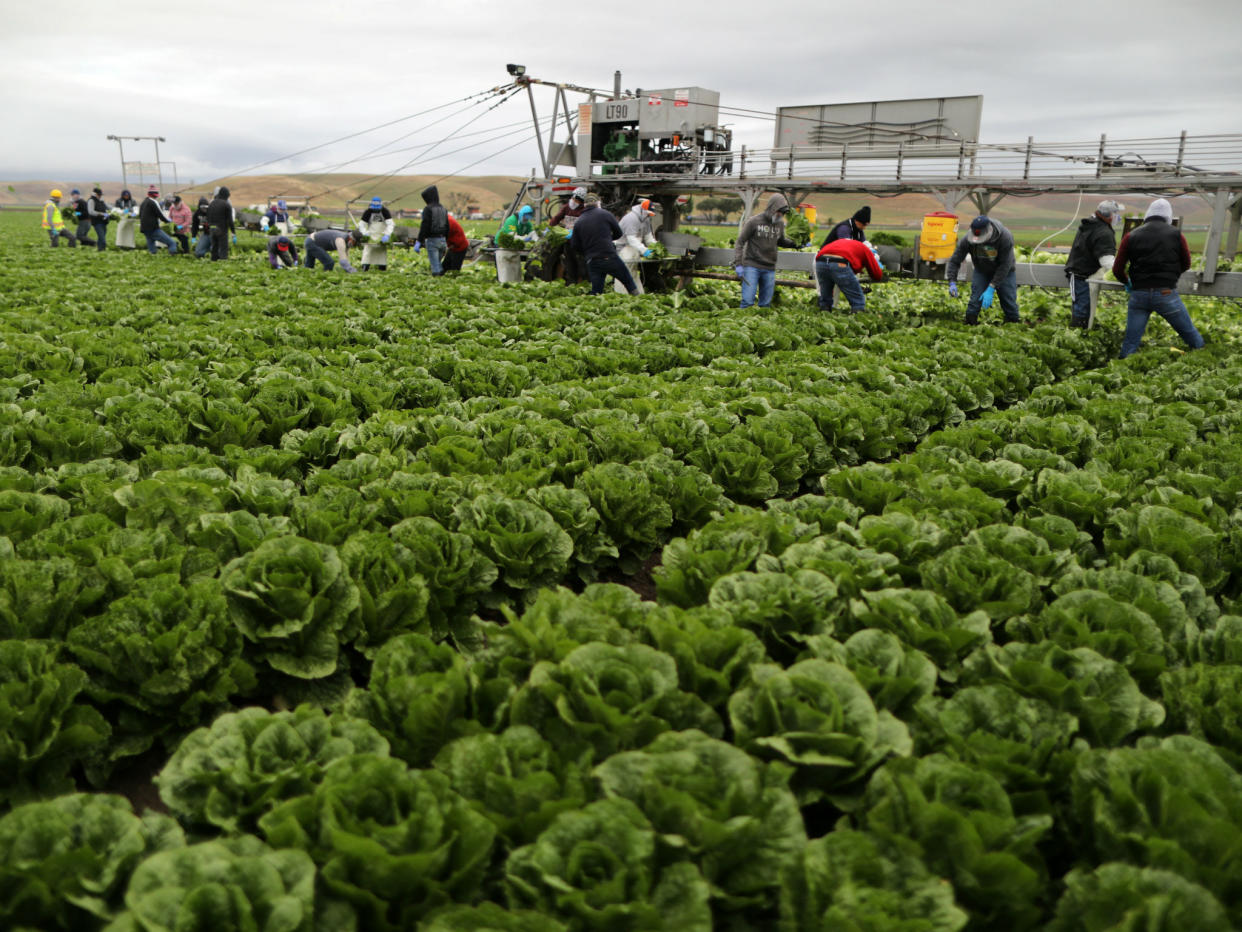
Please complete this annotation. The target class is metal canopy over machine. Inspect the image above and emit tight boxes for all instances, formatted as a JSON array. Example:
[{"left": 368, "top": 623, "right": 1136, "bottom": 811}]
[{"left": 506, "top": 69, "right": 1242, "bottom": 295}]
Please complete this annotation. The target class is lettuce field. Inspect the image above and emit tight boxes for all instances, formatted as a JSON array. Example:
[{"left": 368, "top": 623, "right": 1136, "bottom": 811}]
[{"left": 5, "top": 209, "right": 1242, "bottom": 930}]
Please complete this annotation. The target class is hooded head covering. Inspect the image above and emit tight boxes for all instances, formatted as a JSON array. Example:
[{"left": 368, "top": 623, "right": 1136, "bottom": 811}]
[
  {"left": 277, "top": 199, "right": 287, "bottom": 209},
  {"left": 968, "top": 215, "right": 995, "bottom": 244},
  {"left": 92, "top": 186, "right": 102, "bottom": 195},
  {"left": 572, "top": 186, "right": 587, "bottom": 201},
  {"left": 1145, "top": 198, "right": 1173, "bottom": 222},
  {"left": 198, "top": 196, "right": 209, "bottom": 207},
  {"left": 369, "top": 196, "right": 382, "bottom": 209},
  {"left": 121, "top": 189, "right": 131, "bottom": 198},
  {"left": 421, "top": 185, "right": 440, "bottom": 205},
  {"left": 765, "top": 193, "right": 789, "bottom": 216},
  {"left": 216, "top": 186, "right": 230, "bottom": 200},
  {"left": 276, "top": 238, "right": 290, "bottom": 251},
  {"left": 517, "top": 205, "right": 533, "bottom": 218},
  {"left": 852, "top": 206, "right": 871, "bottom": 224}
]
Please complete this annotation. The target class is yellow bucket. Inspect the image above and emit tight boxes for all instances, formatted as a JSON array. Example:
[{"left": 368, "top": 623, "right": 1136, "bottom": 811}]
[{"left": 802, "top": 205, "right": 817, "bottom": 224}]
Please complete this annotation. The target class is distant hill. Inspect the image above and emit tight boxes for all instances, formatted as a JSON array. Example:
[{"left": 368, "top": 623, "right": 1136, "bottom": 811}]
[{"left": 0, "top": 175, "right": 1216, "bottom": 229}]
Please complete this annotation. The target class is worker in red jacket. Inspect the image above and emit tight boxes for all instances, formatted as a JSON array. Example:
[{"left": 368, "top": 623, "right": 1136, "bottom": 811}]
[
  {"left": 442, "top": 213, "right": 470, "bottom": 272},
  {"left": 814, "top": 238, "right": 884, "bottom": 312}
]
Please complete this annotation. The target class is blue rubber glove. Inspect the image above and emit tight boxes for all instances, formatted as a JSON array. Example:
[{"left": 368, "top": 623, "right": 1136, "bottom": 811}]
[
  {"left": 50, "top": 230, "right": 59, "bottom": 242},
  {"left": 190, "top": 237, "right": 196, "bottom": 246},
  {"left": 948, "top": 281, "right": 958, "bottom": 298},
  {"left": 381, "top": 234, "right": 389, "bottom": 244},
  {"left": 981, "top": 285, "right": 995, "bottom": 309},
  {"left": 565, "top": 229, "right": 573, "bottom": 239},
  {"left": 232, "top": 234, "right": 237, "bottom": 245},
  {"left": 1124, "top": 281, "right": 1132, "bottom": 294},
  {"left": 735, "top": 265, "right": 744, "bottom": 278},
  {"left": 413, "top": 241, "right": 422, "bottom": 253},
  {"left": 643, "top": 249, "right": 653, "bottom": 259}
]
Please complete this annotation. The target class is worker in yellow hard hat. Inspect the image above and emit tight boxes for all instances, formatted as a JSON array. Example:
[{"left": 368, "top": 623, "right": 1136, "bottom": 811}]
[{"left": 41, "top": 189, "right": 78, "bottom": 247}]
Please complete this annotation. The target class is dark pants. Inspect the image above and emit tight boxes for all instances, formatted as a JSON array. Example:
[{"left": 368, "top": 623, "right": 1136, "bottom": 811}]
[
  {"left": 442, "top": 248, "right": 467, "bottom": 272},
  {"left": 304, "top": 239, "right": 336, "bottom": 270},
  {"left": 587, "top": 254, "right": 638, "bottom": 295},
  {"left": 48, "top": 229, "right": 77, "bottom": 247},
  {"left": 816, "top": 258, "right": 865, "bottom": 311},
  {"left": 75, "top": 219, "right": 96, "bottom": 247},
  {"left": 210, "top": 229, "right": 230, "bottom": 261},
  {"left": 92, "top": 220, "right": 108, "bottom": 251},
  {"left": 173, "top": 233, "right": 190, "bottom": 253},
  {"left": 1068, "top": 274, "right": 1092, "bottom": 327}
]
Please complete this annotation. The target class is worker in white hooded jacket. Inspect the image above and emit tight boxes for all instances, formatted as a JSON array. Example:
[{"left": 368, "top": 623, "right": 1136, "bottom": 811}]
[{"left": 614, "top": 199, "right": 657, "bottom": 293}]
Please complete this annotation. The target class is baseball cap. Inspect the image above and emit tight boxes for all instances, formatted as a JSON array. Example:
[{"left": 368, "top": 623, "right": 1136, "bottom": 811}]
[{"left": 968, "top": 215, "right": 992, "bottom": 243}]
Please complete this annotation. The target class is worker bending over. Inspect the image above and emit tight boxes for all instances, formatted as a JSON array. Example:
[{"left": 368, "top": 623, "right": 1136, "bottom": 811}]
[
  {"left": 139, "top": 187, "right": 179, "bottom": 255},
  {"left": 267, "top": 235, "right": 299, "bottom": 269},
  {"left": 304, "top": 228, "right": 360, "bottom": 272},
  {"left": 443, "top": 213, "right": 470, "bottom": 272},
  {"left": 814, "top": 239, "right": 884, "bottom": 312},
  {"left": 946, "top": 215, "right": 1020, "bottom": 324},
  {"left": 733, "top": 194, "right": 798, "bottom": 308}
]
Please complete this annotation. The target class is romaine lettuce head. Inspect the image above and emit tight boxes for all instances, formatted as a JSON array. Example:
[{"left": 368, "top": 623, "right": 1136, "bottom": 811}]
[
  {"left": 594, "top": 729, "right": 806, "bottom": 909},
  {"left": 1049, "top": 862, "right": 1229, "bottom": 932},
  {"left": 504, "top": 798, "right": 711, "bottom": 931},
  {"left": 259, "top": 754, "right": 496, "bottom": 930},
  {"left": 156, "top": 704, "right": 389, "bottom": 833}
]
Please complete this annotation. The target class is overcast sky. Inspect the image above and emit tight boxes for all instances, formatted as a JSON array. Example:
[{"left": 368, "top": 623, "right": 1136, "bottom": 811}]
[{"left": 4, "top": 0, "right": 1239, "bottom": 189}]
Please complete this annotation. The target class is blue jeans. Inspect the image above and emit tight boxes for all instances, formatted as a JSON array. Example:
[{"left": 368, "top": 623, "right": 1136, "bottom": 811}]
[
  {"left": 194, "top": 234, "right": 212, "bottom": 258},
  {"left": 1068, "top": 274, "right": 1092, "bottom": 326},
  {"left": 587, "top": 255, "right": 638, "bottom": 295},
  {"left": 1120, "top": 288, "right": 1205, "bottom": 358},
  {"left": 145, "top": 228, "right": 178, "bottom": 254},
  {"left": 92, "top": 220, "right": 108, "bottom": 251},
  {"left": 816, "top": 258, "right": 865, "bottom": 311},
  {"left": 967, "top": 267, "right": 1019, "bottom": 323},
  {"left": 304, "top": 238, "right": 336, "bottom": 270},
  {"left": 740, "top": 266, "right": 775, "bottom": 308},
  {"left": 425, "top": 236, "right": 448, "bottom": 275}
]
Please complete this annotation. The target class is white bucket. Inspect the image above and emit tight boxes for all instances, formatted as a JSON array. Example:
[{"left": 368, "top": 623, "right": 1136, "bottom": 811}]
[
  {"left": 496, "top": 249, "right": 522, "bottom": 283},
  {"left": 116, "top": 217, "right": 136, "bottom": 249}
]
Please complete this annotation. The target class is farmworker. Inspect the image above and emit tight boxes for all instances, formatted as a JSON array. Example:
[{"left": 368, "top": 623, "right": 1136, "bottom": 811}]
[
  {"left": 549, "top": 186, "right": 587, "bottom": 283},
  {"left": 1064, "top": 200, "right": 1122, "bottom": 328},
  {"left": 70, "top": 190, "right": 96, "bottom": 247},
  {"left": 261, "top": 199, "right": 290, "bottom": 234},
  {"left": 1112, "top": 198, "right": 1204, "bottom": 358},
  {"left": 86, "top": 186, "right": 110, "bottom": 251},
  {"left": 359, "top": 196, "right": 395, "bottom": 271},
  {"left": 572, "top": 196, "right": 640, "bottom": 295},
  {"left": 191, "top": 196, "right": 213, "bottom": 258},
  {"left": 497, "top": 204, "right": 536, "bottom": 243},
  {"left": 732, "top": 193, "right": 798, "bottom": 308},
  {"left": 946, "top": 215, "right": 1020, "bottom": 325},
  {"left": 138, "top": 187, "right": 179, "bottom": 255},
  {"left": 416, "top": 186, "right": 450, "bottom": 276},
  {"left": 267, "top": 235, "right": 299, "bottom": 269},
  {"left": 303, "top": 228, "right": 360, "bottom": 273},
  {"left": 820, "top": 205, "right": 870, "bottom": 247},
  {"left": 615, "top": 199, "right": 658, "bottom": 294},
  {"left": 442, "top": 212, "right": 470, "bottom": 272},
  {"left": 206, "top": 186, "right": 236, "bottom": 261},
  {"left": 41, "top": 189, "right": 77, "bottom": 247},
  {"left": 114, "top": 189, "right": 137, "bottom": 212},
  {"left": 168, "top": 195, "right": 193, "bottom": 253},
  {"left": 814, "top": 239, "right": 884, "bottom": 312}
]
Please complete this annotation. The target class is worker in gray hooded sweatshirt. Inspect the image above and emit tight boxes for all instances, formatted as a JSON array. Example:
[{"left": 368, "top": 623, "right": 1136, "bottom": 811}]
[
  {"left": 946, "top": 215, "right": 1020, "bottom": 324},
  {"left": 732, "top": 193, "right": 798, "bottom": 308}
]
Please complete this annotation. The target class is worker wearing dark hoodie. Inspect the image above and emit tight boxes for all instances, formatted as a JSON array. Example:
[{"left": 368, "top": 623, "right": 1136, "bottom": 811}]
[
  {"left": 416, "top": 186, "right": 450, "bottom": 276},
  {"left": 205, "top": 186, "right": 236, "bottom": 261},
  {"left": 1064, "top": 200, "right": 1120, "bottom": 328},
  {"left": 732, "top": 193, "right": 798, "bottom": 308},
  {"left": 821, "top": 205, "right": 870, "bottom": 247}
]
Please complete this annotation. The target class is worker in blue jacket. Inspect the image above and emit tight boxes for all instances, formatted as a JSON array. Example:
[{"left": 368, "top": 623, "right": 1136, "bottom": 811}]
[{"left": 946, "top": 215, "right": 1020, "bottom": 324}]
